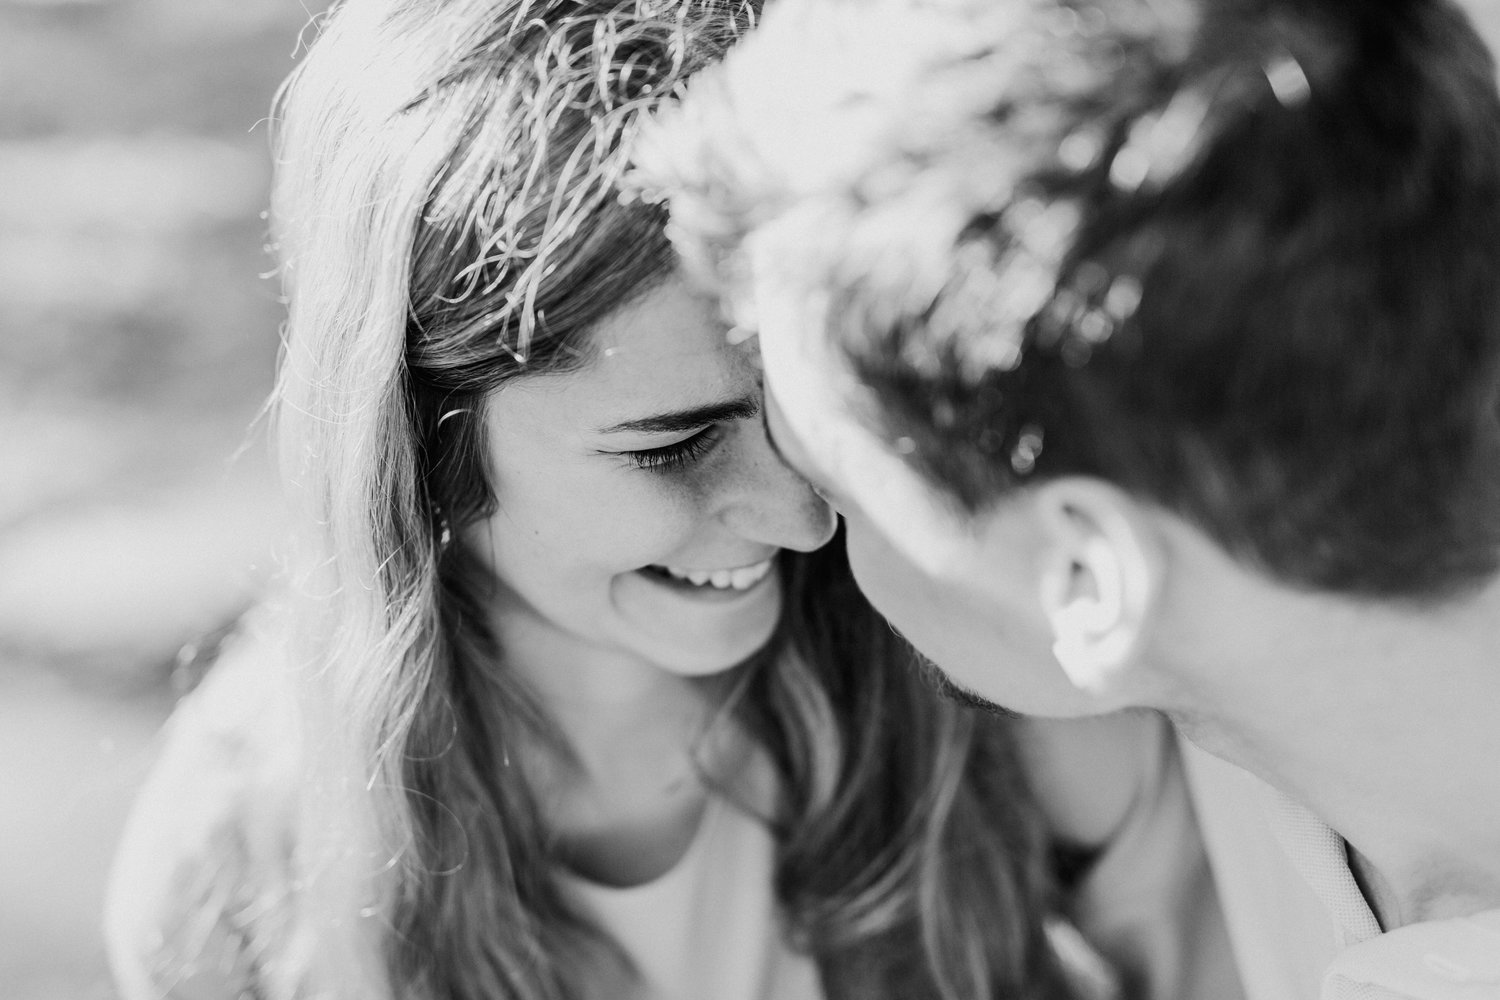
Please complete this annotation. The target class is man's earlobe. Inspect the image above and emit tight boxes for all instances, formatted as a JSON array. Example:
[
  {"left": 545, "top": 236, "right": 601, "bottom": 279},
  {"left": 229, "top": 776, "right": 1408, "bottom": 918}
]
[{"left": 1034, "top": 480, "right": 1159, "bottom": 695}]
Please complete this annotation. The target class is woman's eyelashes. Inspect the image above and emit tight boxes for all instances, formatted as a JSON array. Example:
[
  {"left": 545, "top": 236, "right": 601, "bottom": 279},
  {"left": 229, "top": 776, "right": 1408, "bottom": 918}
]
[{"left": 625, "top": 425, "right": 723, "bottom": 472}]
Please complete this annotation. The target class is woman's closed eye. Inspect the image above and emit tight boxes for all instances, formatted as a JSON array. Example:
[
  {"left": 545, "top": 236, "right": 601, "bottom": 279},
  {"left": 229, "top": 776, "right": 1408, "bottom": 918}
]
[
  {"left": 625, "top": 425, "right": 724, "bottom": 472},
  {"left": 599, "top": 396, "right": 757, "bottom": 473}
]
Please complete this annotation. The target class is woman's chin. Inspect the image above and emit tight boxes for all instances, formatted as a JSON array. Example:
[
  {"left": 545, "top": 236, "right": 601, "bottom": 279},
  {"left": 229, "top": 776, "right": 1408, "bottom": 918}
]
[{"left": 625, "top": 573, "right": 784, "bottom": 677}]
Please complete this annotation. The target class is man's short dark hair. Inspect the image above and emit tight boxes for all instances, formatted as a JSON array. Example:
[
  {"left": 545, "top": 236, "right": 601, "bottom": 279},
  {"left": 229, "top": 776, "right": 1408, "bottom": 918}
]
[{"left": 843, "top": 0, "right": 1500, "bottom": 599}]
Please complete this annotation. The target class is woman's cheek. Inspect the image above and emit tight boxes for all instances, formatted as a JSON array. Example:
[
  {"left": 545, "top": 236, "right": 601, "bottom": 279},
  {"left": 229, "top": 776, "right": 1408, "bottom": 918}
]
[{"left": 594, "top": 475, "right": 708, "bottom": 567}]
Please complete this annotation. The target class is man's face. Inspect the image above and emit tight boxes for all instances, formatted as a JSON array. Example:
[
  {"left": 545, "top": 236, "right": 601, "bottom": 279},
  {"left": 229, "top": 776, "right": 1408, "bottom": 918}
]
[{"left": 755, "top": 284, "right": 1101, "bottom": 717}]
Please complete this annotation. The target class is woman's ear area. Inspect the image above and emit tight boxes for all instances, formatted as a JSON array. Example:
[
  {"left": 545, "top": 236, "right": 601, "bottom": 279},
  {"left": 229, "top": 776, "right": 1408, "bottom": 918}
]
[{"left": 990, "top": 476, "right": 1167, "bottom": 701}]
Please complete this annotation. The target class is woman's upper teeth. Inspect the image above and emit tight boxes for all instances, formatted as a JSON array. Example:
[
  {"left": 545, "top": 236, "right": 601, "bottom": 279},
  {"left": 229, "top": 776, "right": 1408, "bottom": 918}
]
[{"left": 664, "top": 557, "right": 773, "bottom": 590}]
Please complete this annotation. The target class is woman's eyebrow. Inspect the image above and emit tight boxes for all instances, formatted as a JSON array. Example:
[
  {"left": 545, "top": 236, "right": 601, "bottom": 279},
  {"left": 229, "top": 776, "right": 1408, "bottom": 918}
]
[{"left": 598, "top": 396, "right": 760, "bottom": 434}]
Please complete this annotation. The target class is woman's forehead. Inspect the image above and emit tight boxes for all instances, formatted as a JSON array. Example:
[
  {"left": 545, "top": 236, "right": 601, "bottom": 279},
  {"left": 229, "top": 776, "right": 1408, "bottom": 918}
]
[{"left": 492, "top": 275, "right": 756, "bottom": 430}]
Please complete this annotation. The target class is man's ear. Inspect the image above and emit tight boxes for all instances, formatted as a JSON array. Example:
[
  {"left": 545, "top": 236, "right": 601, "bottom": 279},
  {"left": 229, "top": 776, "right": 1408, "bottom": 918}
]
[{"left": 1024, "top": 478, "right": 1163, "bottom": 696}]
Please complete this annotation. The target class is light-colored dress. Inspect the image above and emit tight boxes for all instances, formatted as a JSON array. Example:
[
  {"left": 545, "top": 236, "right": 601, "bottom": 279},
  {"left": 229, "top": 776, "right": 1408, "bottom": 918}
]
[{"left": 561, "top": 790, "right": 823, "bottom": 1000}]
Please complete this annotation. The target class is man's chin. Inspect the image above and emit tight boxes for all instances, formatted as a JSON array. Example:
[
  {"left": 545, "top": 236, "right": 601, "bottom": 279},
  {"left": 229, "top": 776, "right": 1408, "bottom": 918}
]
[{"left": 910, "top": 650, "right": 1018, "bottom": 719}]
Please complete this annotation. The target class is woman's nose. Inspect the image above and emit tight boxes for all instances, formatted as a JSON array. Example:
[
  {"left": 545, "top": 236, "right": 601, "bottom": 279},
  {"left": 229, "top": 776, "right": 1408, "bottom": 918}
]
[{"left": 718, "top": 418, "right": 837, "bottom": 552}]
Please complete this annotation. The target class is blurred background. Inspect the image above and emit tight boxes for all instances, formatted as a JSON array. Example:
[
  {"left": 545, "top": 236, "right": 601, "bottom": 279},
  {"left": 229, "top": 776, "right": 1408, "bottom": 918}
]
[
  {"left": 0, "top": 0, "right": 325, "bottom": 996},
  {"left": 2, "top": 1, "right": 1499, "bottom": 999}
]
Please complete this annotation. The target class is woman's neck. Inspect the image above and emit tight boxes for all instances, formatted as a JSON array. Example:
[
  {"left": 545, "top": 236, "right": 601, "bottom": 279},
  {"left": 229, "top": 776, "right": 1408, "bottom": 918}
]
[{"left": 490, "top": 598, "right": 752, "bottom": 886}]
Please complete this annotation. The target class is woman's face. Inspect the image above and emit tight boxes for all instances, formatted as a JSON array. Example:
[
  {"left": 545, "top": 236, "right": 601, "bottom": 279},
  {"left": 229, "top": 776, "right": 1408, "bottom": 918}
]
[{"left": 464, "top": 274, "right": 836, "bottom": 677}]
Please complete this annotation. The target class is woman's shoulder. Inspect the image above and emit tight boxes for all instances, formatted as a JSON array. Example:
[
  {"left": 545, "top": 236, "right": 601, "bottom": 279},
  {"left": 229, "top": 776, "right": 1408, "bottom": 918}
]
[
  {"left": 1011, "top": 709, "right": 1175, "bottom": 850},
  {"left": 105, "top": 617, "right": 302, "bottom": 1000}
]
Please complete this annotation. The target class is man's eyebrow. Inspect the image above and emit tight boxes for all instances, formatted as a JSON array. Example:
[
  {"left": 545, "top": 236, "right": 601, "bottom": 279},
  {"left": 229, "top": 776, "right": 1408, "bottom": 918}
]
[{"left": 599, "top": 396, "right": 760, "bottom": 434}]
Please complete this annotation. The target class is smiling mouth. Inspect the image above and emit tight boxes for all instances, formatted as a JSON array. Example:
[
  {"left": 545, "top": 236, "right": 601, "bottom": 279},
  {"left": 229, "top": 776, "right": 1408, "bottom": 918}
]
[{"left": 642, "top": 556, "right": 777, "bottom": 592}]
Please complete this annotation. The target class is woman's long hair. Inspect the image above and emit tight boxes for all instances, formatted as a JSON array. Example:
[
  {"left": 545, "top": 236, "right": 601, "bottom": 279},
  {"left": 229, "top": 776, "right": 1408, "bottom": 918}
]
[{"left": 268, "top": 0, "right": 1078, "bottom": 997}]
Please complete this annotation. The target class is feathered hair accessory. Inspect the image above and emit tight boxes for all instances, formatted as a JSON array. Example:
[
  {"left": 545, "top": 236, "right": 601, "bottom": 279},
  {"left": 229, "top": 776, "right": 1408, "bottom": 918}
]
[{"left": 411, "top": 0, "right": 758, "bottom": 358}]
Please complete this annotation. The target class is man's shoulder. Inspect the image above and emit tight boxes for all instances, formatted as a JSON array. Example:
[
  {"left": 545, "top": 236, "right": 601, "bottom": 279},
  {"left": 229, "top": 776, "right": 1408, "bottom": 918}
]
[{"left": 1327, "top": 909, "right": 1500, "bottom": 998}]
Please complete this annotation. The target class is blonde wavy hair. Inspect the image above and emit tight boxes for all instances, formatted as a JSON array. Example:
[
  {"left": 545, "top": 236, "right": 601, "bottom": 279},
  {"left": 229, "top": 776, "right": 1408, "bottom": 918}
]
[{"left": 264, "top": 0, "right": 1079, "bottom": 997}]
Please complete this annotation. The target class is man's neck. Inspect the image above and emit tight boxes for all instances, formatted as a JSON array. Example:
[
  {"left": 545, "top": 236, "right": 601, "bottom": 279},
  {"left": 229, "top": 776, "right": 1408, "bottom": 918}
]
[{"left": 1169, "top": 573, "right": 1500, "bottom": 928}]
